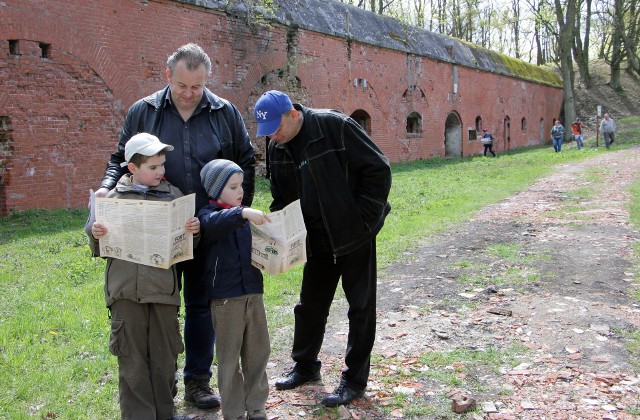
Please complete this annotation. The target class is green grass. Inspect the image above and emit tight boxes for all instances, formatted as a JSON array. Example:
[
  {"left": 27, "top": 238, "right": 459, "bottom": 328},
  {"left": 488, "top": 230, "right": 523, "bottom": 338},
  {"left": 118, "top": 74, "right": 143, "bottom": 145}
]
[
  {"left": 452, "top": 241, "right": 547, "bottom": 289},
  {"left": 1, "top": 117, "right": 639, "bottom": 418},
  {"left": 626, "top": 136, "right": 640, "bottom": 364}
]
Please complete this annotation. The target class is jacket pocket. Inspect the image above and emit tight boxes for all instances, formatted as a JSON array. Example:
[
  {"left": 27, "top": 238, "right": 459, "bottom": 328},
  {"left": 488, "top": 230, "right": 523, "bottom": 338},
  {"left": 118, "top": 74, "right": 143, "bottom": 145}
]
[{"left": 108, "top": 318, "right": 128, "bottom": 357}]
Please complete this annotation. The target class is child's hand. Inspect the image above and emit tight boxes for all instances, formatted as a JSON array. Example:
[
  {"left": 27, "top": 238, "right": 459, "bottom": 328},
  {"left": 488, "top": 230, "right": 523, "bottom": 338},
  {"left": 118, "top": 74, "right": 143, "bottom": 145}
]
[
  {"left": 242, "top": 208, "right": 271, "bottom": 225},
  {"left": 185, "top": 217, "right": 200, "bottom": 234},
  {"left": 91, "top": 222, "right": 108, "bottom": 239}
]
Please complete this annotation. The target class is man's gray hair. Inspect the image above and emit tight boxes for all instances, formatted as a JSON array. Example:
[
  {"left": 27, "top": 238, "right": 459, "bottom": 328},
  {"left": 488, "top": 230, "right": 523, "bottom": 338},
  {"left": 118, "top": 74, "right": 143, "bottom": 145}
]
[{"left": 167, "top": 43, "right": 212, "bottom": 76}]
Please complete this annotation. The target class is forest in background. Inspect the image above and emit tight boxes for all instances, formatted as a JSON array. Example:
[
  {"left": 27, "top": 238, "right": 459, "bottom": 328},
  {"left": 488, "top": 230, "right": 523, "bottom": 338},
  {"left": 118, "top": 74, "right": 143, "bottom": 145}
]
[{"left": 332, "top": 0, "right": 640, "bottom": 126}]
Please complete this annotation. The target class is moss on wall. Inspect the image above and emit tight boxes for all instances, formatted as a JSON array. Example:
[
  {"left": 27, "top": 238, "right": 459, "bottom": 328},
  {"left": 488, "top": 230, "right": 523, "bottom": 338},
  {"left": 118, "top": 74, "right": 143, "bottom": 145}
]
[
  {"left": 494, "top": 51, "right": 562, "bottom": 87},
  {"left": 459, "top": 39, "right": 562, "bottom": 87}
]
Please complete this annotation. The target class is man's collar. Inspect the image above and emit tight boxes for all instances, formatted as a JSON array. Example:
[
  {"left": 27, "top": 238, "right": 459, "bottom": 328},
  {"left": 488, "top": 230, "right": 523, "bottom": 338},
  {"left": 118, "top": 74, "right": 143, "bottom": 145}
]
[{"left": 165, "top": 89, "right": 211, "bottom": 110}]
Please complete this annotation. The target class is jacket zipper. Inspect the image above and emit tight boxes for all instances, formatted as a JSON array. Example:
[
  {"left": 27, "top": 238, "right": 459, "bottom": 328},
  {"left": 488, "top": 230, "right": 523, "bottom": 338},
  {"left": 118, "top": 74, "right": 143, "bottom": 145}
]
[{"left": 212, "top": 257, "right": 219, "bottom": 289}]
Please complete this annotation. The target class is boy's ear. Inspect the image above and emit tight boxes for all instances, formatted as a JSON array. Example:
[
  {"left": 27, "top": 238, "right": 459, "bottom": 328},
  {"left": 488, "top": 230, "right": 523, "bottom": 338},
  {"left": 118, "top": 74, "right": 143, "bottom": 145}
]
[{"left": 127, "top": 162, "right": 138, "bottom": 174}]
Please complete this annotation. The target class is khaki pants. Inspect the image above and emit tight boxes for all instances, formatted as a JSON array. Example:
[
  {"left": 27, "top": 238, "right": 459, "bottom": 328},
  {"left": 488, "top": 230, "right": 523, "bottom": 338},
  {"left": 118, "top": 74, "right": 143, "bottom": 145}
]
[
  {"left": 109, "top": 299, "right": 184, "bottom": 420},
  {"left": 210, "top": 294, "right": 270, "bottom": 419}
]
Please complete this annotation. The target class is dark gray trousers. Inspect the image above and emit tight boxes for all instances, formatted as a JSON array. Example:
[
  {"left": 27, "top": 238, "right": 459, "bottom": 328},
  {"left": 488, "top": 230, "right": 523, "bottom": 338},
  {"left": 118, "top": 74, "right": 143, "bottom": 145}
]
[
  {"left": 211, "top": 294, "right": 270, "bottom": 419},
  {"left": 109, "top": 299, "right": 183, "bottom": 420}
]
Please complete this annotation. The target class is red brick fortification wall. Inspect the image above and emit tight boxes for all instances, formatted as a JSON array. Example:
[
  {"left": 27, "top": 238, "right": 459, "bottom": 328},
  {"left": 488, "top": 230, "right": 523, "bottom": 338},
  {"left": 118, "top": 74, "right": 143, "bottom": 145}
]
[{"left": 0, "top": 0, "right": 563, "bottom": 214}]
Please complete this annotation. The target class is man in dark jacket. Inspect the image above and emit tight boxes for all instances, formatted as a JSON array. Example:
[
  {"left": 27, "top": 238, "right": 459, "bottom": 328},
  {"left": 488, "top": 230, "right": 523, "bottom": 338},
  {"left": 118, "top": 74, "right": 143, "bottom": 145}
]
[
  {"left": 95, "top": 43, "right": 255, "bottom": 409},
  {"left": 253, "top": 90, "right": 392, "bottom": 407}
]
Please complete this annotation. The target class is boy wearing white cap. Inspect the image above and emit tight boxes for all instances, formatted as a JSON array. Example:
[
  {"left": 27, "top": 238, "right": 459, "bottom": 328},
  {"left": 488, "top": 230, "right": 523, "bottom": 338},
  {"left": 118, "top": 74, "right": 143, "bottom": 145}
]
[
  {"left": 196, "top": 159, "right": 271, "bottom": 420},
  {"left": 86, "top": 132, "right": 200, "bottom": 420}
]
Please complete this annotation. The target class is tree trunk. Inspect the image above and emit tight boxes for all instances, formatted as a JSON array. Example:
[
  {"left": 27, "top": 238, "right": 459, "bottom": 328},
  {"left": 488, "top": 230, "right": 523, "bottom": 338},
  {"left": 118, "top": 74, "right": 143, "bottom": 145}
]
[
  {"left": 531, "top": 0, "right": 546, "bottom": 65},
  {"left": 554, "top": 0, "right": 577, "bottom": 131},
  {"left": 573, "top": 0, "right": 592, "bottom": 88},
  {"left": 622, "top": 0, "right": 640, "bottom": 75},
  {"left": 608, "top": 0, "right": 624, "bottom": 90},
  {"left": 414, "top": 0, "right": 426, "bottom": 28},
  {"left": 623, "top": 31, "right": 640, "bottom": 75},
  {"left": 512, "top": 0, "right": 521, "bottom": 59}
]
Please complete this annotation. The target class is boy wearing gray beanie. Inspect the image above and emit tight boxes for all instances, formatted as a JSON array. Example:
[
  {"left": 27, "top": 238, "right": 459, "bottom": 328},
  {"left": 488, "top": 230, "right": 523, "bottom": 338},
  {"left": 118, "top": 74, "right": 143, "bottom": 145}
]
[{"left": 196, "top": 159, "right": 272, "bottom": 420}]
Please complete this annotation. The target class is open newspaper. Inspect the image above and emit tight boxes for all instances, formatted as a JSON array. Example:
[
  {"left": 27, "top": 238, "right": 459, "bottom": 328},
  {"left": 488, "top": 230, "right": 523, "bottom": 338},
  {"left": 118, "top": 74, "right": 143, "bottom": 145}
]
[
  {"left": 90, "top": 191, "right": 196, "bottom": 269},
  {"left": 251, "top": 199, "right": 307, "bottom": 275}
]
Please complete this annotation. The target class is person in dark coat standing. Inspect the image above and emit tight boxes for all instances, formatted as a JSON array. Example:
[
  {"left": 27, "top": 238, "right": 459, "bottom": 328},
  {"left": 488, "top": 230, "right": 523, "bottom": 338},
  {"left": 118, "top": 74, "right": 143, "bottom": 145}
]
[{"left": 253, "top": 90, "right": 392, "bottom": 407}]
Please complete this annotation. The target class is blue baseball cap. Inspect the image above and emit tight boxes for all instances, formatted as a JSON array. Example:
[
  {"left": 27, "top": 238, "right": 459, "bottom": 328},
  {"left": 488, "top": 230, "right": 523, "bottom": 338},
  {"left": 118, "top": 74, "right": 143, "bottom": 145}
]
[{"left": 253, "top": 90, "right": 293, "bottom": 137}]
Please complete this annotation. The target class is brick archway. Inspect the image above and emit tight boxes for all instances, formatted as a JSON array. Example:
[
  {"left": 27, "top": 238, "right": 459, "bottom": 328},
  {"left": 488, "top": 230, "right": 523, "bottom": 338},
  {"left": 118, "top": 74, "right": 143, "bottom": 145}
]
[{"left": 444, "top": 112, "right": 462, "bottom": 157}]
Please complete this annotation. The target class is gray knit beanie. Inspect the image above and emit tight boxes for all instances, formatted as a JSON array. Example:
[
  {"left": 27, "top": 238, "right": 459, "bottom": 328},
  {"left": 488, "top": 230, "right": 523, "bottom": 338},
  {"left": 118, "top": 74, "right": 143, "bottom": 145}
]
[{"left": 200, "top": 159, "right": 243, "bottom": 200}]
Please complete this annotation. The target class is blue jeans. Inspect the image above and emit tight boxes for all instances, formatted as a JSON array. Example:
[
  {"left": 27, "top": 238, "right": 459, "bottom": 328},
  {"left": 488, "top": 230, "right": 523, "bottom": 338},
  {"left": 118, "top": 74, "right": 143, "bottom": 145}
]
[
  {"left": 573, "top": 134, "right": 584, "bottom": 149},
  {"left": 181, "top": 264, "right": 215, "bottom": 383},
  {"left": 553, "top": 137, "right": 563, "bottom": 152}
]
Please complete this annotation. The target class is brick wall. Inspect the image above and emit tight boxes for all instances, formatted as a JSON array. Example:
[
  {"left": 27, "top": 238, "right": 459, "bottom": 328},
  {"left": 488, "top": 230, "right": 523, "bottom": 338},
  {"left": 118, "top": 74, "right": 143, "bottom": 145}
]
[{"left": 0, "top": 0, "right": 563, "bottom": 214}]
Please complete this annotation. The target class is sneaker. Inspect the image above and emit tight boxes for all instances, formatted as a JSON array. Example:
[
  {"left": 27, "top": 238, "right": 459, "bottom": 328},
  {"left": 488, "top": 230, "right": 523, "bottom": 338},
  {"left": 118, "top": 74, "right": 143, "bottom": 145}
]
[
  {"left": 247, "top": 409, "right": 268, "bottom": 420},
  {"left": 184, "top": 376, "right": 221, "bottom": 409}
]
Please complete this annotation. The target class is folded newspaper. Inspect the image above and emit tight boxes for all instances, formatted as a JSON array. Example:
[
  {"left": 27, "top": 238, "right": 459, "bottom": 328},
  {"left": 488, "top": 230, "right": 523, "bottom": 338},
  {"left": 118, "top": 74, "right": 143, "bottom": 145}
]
[
  {"left": 89, "top": 190, "right": 196, "bottom": 269},
  {"left": 251, "top": 200, "right": 307, "bottom": 275}
]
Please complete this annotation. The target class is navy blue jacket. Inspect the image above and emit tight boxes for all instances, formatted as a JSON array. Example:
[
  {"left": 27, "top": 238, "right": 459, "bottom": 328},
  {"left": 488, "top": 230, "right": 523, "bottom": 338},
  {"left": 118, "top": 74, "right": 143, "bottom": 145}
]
[{"left": 194, "top": 202, "right": 263, "bottom": 300}]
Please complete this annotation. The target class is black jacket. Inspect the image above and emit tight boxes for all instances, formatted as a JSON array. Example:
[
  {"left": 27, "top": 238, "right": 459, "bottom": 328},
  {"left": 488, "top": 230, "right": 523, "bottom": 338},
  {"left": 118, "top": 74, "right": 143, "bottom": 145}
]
[
  {"left": 268, "top": 105, "right": 392, "bottom": 258},
  {"left": 99, "top": 86, "right": 255, "bottom": 210}
]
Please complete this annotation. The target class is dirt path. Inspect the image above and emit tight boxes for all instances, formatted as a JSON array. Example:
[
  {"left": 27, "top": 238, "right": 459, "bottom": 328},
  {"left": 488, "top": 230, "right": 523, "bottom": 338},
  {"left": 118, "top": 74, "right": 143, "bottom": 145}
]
[{"left": 182, "top": 146, "right": 640, "bottom": 419}]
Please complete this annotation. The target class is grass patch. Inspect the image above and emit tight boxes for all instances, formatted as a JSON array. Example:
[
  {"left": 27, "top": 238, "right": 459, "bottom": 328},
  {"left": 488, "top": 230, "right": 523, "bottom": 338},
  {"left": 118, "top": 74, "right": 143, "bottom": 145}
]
[
  {"left": 418, "top": 344, "right": 530, "bottom": 377},
  {"left": 451, "top": 242, "right": 547, "bottom": 289},
  {"left": 486, "top": 243, "right": 522, "bottom": 262},
  {"left": 626, "top": 169, "right": 640, "bottom": 363}
]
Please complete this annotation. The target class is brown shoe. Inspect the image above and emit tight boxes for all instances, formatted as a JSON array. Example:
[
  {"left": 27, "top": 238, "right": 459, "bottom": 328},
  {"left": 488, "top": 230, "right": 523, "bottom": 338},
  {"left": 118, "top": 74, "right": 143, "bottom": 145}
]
[{"left": 184, "top": 376, "right": 221, "bottom": 409}]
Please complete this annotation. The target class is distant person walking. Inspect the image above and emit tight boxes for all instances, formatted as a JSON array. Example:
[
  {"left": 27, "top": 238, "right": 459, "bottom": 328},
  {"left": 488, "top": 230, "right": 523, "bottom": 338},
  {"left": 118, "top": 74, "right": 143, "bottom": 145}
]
[
  {"left": 480, "top": 128, "right": 496, "bottom": 157},
  {"left": 600, "top": 113, "right": 616, "bottom": 149},
  {"left": 571, "top": 117, "right": 584, "bottom": 150},
  {"left": 551, "top": 119, "right": 565, "bottom": 153}
]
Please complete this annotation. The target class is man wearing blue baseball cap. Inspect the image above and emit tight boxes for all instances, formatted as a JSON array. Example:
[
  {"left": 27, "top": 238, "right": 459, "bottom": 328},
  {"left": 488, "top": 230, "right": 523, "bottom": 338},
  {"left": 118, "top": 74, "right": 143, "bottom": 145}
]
[{"left": 253, "top": 90, "right": 392, "bottom": 407}]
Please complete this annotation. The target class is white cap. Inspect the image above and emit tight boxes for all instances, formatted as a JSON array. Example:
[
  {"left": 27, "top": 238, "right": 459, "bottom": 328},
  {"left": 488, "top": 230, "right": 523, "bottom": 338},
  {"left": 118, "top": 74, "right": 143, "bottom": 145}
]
[{"left": 121, "top": 133, "right": 174, "bottom": 167}]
